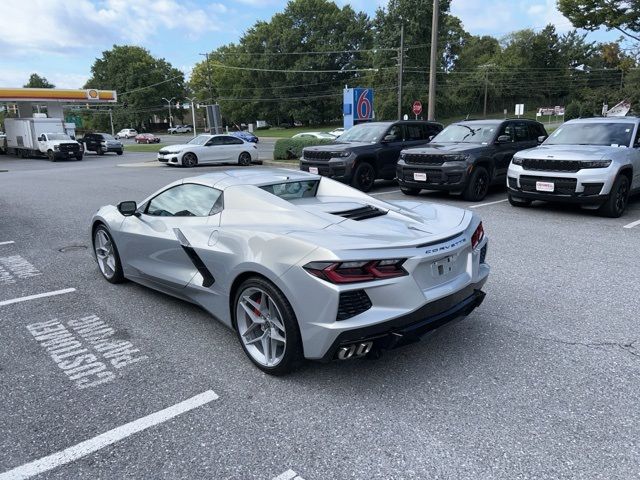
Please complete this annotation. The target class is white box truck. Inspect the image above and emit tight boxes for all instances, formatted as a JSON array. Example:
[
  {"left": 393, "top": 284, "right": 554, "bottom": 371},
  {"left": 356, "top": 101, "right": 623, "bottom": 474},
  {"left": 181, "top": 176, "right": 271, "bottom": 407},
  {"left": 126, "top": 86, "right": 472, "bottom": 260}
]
[{"left": 4, "top": 117, "right": 83, "bottom": 161}]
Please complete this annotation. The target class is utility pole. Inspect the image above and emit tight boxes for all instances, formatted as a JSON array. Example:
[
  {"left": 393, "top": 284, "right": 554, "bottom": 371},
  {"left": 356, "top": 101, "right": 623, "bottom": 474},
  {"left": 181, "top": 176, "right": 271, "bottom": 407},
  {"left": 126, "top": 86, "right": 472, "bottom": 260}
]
[
  {"left": 199, "top": 52, "right": 216, "bottom": 132},
  {"left": 427, "top": 0, "right": 439, "bottom": 121},
  {"left": 483, "top": 70, "right": 489, "bottom": 118},
  {"left": 397, "top": 21, "right": 405, "bottom": 120},
  {"left": 162, "top": 97, "right": 175, "bottom": 128},
  {"left": 109, "top": 109, "right": 114, "bottom": 136},
  {"left": 186, "top": 96, "right": 197, "bottom": 137}
]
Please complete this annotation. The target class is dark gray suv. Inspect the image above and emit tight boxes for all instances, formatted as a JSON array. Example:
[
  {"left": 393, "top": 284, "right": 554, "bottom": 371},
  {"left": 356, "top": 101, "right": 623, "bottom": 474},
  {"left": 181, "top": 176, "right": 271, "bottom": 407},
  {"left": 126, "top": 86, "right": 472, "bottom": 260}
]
[{"left": 396, "top": 119, "right": 547, "bottom": 201}]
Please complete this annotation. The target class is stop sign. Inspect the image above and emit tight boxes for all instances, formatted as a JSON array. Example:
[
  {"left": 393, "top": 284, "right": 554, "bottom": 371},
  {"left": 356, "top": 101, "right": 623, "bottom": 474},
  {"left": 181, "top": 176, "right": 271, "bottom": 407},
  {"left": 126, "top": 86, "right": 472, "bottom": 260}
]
[{"left": 412, "top": 100, "right": 422, "bottom": 116}]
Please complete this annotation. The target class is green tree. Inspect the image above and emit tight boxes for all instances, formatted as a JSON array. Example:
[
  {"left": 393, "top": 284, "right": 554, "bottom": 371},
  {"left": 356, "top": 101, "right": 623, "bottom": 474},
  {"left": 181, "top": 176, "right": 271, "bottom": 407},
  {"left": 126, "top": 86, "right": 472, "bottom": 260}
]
[
  {"left": 85, "top": 45, "right": 186, "bottom": 130},
  {"left": 558, "top": 0, "right": 640, "bottom": 42},
  {"left": 24, "top": 73, "right": 55, "bottom": 88}
]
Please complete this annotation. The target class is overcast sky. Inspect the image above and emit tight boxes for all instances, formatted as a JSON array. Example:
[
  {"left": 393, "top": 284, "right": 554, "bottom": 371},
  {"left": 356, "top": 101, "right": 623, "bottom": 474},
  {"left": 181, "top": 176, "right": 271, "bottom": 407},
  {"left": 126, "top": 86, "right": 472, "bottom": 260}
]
[{"left": 0, "top": 0, "right": 621, "bottom": 89}]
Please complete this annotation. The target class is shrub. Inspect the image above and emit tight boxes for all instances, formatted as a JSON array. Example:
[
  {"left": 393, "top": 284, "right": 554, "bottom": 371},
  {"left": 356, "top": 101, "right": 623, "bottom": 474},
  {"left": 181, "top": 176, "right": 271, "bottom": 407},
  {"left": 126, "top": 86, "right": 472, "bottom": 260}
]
[{"left": 273, "top": 138, "right": 335, "bottom": 160}]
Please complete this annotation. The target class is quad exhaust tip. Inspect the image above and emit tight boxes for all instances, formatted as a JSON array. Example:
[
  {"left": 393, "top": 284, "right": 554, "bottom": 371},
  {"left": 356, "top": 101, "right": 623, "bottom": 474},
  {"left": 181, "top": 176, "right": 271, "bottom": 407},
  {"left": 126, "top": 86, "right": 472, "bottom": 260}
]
[{"left": 337, "top": 341, "right": 373, "bottom": 360}]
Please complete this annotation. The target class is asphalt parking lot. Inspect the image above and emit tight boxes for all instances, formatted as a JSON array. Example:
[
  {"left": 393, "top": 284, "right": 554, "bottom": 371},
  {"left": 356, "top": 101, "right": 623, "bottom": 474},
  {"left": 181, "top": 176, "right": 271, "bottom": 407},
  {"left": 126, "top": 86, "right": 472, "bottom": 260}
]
[{"left": 1, "top": 151, "right": 639, "bottom": 479}]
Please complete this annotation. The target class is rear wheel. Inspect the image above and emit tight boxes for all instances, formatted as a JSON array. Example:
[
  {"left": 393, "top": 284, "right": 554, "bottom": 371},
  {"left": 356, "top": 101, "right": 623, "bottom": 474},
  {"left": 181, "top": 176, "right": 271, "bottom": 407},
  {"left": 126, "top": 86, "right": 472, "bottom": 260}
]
[
  {"left": 93, "top": 225, "right": 125, "bottom": 284},
  {"left": 400, "top": 187, "right": 421, "bottom": 196},
  {"left": 508, "top": 193, "right": 532, "bottom": 207},
  {"left": 233, "top": 277, "right": 303, "bottom": 375},
  {"left": 599, "top": 175, "right": 630, "bottom": 218},
  {"left": 182, "top": 152, "right": 197, "bottom": 168},
  {"left": 117, "top": 150, "right": 123, "bottom": 156},
  {"left": 462, "top": 166, "right": 490, "bottom": 201},
  {"left": 351, "top": 162, "right": 376, "bottom": 192},
  {"left": 238, "top": 152, "right": 251, "bottom": 166},
  {"left": 97, "top": 149, "right": 104, "bottom": 156},
  {"left": 75, "top": 155, "right": 83, "bottom": 161}
]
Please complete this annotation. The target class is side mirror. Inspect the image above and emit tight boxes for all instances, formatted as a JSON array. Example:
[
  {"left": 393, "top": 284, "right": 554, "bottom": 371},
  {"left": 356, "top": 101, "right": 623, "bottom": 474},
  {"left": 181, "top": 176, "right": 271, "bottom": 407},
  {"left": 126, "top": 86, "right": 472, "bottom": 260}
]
[
  {"left": 382, "top": 134, "right": 397, "bottom": 143},
  {"left": 38, "top": 135, "right": 45, "bottom": 141},
  {"left": 496, "top": 135, "right": 511, "bottom": 144},
  {"left": 428, "top": 135, "right": 435, "bottom": 141},
  {"left": 537, "top": 135, "right": 547, "bottom": 144},
  {"left": 118, "top": 201, "right": 138, "bottom": 217}
]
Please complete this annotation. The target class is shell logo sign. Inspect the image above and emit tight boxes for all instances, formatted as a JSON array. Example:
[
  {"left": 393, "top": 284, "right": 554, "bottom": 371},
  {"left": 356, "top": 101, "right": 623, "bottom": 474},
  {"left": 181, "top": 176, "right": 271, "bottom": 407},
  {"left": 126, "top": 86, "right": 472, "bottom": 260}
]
[{"left": 0, "top": 88, "right": 117, "bottom": 103}]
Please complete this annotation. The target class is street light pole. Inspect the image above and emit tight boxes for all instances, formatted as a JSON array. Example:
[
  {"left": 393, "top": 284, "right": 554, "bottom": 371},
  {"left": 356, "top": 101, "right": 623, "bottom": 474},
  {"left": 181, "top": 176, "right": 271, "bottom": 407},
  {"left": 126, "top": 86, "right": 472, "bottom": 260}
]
[
  {"left": 427, "top": 0, "right": 439, "bottom": 121},
  {"left": 186, "top": 96, "right": 197, "bottom": 137},
  {"left": 198, "top": 53, "right": 216, "bottom": 133},
  {"left": 109, "top": 109, "right": 114, "bottom": 136},
  {"left": 397, "top": 21, "right": 405, "bottom": 121},
  {"left": 162, "top": 97, "right": 175, "bottom": 128}
]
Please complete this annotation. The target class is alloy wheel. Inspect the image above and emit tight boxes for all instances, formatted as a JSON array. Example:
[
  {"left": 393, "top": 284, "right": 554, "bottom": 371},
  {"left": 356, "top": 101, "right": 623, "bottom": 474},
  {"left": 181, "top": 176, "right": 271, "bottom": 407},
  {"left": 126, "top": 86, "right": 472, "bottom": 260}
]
[
  {"left": 615, "top": 180, "right": 629, "bottom": 215},
  {"left": 94, "top": 229, "right": 116, "bottom": 279},
  {"left": 236, "top": 287, "right": 287, "bottom": 367}
]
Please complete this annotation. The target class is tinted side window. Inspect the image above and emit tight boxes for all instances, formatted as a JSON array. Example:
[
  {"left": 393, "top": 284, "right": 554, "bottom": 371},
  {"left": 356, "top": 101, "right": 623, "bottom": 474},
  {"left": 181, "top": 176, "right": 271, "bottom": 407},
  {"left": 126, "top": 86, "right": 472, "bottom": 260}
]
[
  {"left": 223, "top": 136, "right": 243, "bottom": 145},
  {"left": 499, "top": 123, "right": 515, "bottom": 141},
  {"left": 514, "top": 122, "right": 529, "bottom": 141},
  {"left": 146, "top": 184, "right": 223, "bottom": 217},
  {"left": 405, "top": 124, "right": 426, "bottom": 141},
  {"left": 386, "top": 125, "right": 403, "bottom": 142},
  {"left": 206, "top": 137, "right": 224, "bottom": 146}
]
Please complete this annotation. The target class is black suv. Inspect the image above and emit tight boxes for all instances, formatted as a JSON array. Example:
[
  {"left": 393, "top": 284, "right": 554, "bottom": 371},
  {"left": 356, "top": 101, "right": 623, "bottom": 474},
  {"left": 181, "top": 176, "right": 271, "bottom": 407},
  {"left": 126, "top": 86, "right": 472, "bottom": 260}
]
[
  {"left": 82, "top": 132, "right": 123, "bottom": 155},
  {"left": 396, "top": 119, "right": 548, "bottom": 201},
  {"left": 300, "top": 121, "right": 442, "bottom": 191}
]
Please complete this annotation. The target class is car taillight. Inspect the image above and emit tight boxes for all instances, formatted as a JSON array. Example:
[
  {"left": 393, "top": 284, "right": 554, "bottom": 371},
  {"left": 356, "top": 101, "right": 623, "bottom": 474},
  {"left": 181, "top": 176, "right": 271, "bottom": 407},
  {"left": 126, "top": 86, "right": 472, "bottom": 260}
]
[
  {"left": 304, "top": 259, "right": 407, "bottom": 284},
  {"left": 471, "top": 222, "right": 484, "bottom": 250}
]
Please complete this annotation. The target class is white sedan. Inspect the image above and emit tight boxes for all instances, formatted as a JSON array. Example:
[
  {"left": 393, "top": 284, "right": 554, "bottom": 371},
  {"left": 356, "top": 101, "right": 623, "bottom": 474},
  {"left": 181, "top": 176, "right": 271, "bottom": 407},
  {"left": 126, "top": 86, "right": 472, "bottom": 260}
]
[
  {"left": 157, "top": 134, "right": 259, "bottom": 167},
  {"left": 292, "top": 132, "right": 336, "bottom": 140}
]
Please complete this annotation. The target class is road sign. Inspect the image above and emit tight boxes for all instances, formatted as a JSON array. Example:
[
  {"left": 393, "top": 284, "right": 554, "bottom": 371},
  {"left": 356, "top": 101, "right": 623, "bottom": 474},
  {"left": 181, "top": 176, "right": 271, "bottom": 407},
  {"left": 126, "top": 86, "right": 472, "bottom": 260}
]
[
  {"left": 412, "top": 100, "right": 422, "bottom": 116},
  {"left": 515, "top": 104, "right": 524, "bottom": 116}
]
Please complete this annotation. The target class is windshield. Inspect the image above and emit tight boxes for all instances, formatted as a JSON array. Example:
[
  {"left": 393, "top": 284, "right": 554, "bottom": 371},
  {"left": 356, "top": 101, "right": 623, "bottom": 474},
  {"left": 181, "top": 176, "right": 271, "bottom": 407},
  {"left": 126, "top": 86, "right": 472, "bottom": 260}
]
[
  {"left": 47, "top": 133, "right": 72, "bottom": 141},
  {"left": 337, "top": 124, "right": 388, "bottom": 143},
  {"left": 432, "top": 124, "right": 499, "bottom": 144},
  {"left": 545, "top": 122, "right": 634, "bottom": 147},
  {"left": 260, "top": 180, "right": 319, "bottom": 200},
  {"left": 188, "top": 135, "right": 211, "bottom": 145}
]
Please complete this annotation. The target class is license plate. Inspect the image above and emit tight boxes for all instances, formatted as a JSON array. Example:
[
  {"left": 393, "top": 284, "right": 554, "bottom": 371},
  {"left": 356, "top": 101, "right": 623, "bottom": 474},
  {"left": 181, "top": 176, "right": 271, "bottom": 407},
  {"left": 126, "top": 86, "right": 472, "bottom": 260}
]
[
  {"left": 413, "top": 172, "right": 427, "bottom": 182},
  {"left": 432, "top": 254, "right": 457, "bottom": 276},
  {"left": 536, "top": 181, "right": 554, "bottom": 192},
  {"left": 309, "top": 167, "right": 319, "bottom": 174}
]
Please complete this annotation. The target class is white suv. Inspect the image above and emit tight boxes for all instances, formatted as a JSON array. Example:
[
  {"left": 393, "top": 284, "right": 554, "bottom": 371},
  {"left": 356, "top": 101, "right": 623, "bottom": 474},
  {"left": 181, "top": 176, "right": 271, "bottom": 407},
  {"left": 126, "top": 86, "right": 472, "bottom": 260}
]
[
  {"left": 115, "top": 128, "right": 138, "bottom": 139},
  {"left": 508, "top": 117, "right": 640, "bottom": 217}
]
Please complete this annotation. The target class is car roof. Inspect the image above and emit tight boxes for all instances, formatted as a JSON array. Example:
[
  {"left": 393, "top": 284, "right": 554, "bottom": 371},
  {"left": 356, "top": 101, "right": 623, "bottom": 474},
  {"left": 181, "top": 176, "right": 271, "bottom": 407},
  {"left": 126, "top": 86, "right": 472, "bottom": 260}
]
[
  {"left": 565, "top": 116, "right": 640, "bottom": 124},
  {"left": 183, "top": 168, "right": 319, "bottom": 190}
]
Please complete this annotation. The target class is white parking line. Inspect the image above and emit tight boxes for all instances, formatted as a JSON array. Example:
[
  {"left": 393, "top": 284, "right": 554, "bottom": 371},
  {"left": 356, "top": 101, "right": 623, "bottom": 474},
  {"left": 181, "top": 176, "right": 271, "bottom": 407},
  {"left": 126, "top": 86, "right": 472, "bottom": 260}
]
[
  {"left": 273, "top": 470, "right": 305, "bottom": 480},
  {"left": 623, "top": 218, "right": 640, "bottom": 229},
  {"left": 0, "top": 288, "right": 76, "bottom": 307},
  {"left": 0, "top": 241, "right": 15, "bottom": 246},
  {"left": 370, "top": 189, "right": 401, "bottom": 196},
  {"left": 0, "top": 390, "right": 219, "bottom": 480},
  {"left": 469, "top": 198, "right": 508, "bottom": 208}
]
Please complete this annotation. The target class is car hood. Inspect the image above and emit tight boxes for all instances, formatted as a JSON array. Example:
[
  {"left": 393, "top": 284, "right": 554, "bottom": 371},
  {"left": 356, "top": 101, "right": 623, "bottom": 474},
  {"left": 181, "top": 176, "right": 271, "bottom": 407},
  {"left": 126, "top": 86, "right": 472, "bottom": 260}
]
[
  {"left": 404, "top": 143, "right": 486, "bottom": 154},
  {"left": 160, "top": 144, "right": 192, "bottom": 152},
  {"left": 514, "top": 144, "right": 627, "bottom": 160},
  {"left": 303, "top": 142, "right": 371, "bottom": 152},
  {"left": 219, "top": 192, "right": 470, "bottom": 251}
]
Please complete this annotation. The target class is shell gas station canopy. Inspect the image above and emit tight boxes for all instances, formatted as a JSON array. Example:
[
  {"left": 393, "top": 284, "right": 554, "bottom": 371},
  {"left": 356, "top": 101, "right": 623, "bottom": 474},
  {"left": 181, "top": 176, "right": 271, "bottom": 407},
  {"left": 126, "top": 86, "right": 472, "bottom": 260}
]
[{"left": 0, "top": 87, "right": 117, "bottom": 118}]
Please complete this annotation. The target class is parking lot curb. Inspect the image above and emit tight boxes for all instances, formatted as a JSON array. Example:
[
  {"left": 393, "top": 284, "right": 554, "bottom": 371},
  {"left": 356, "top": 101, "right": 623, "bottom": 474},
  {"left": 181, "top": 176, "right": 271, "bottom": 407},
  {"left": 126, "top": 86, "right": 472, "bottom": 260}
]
[{"left": 262, "top": 160, "right": 299, "bottom": 168}]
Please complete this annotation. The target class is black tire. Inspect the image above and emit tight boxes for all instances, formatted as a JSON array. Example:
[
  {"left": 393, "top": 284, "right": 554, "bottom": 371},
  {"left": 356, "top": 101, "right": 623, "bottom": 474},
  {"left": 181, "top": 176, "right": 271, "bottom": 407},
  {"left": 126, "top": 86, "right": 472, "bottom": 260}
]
[
  {"left": 182, "top": 152, "right": 197, "bottom": 168},
  {"left": 97, "top": 149, "right": 104, "bottom": 156},
  {"left": 117, "top": 150, "right": 123, "bottom": 156},
  {"left": 47, "top": 150, "right": 55, "bottom": 162},
  {"left": 508, "top": 193, "right": 532, "bottom": 207},
  {"left": 233, "top": 276, "right": 303, "bottom": 375},
  {"left": 238, "top": 152, "right": 251, "bottom": 166},
  {"left": 75, "top": 155, "right": 83, "bottom": 161},
  {"left": 599, "top": 175, "right": 630, "bottom": 218},
  {"left": 462, "top": 166, "right": 490, "bottom": 201},
  {"left": 400, "top": 186, "right": 421, "bottom": 196},
  {"left": 351, "top": 162, "right": 376, "bottom": 192},
  {"left": 92, "top": 225, "right": 125, "bottom": 284}
]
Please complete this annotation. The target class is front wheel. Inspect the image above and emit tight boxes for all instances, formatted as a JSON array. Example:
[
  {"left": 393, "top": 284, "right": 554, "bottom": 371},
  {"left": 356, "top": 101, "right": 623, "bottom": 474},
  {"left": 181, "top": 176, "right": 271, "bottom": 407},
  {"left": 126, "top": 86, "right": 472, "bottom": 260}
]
[
  {"left": 117, "top": 151, "right": 123, "bottom": 156},
  {"left": 97, "top": 149, "right": 104, "bottom": 156},
  {"left": 462, "top": 166, "right": 490, "bottom": 201},
  {"left": 75, "top": 155, "right": 83, "bottom": 161},
  {"left": 508, "top": 193, "right": 532, "bottom": 207},
  {"left": 599, "top": 175, "right": 630, "bottom": 218},
  {"left": 182, "top": 152, "right": 198, "bottom": 168},
  {"left": 47, "top": 150, "right": 55, "bottom": 162},
  {"left": 93, "top": 225, "right": 125, "bottom": 284},
  {"left": 233, "top": 277, "right": 303, "bottom": 375},
  {"left": 351, "top": 162, "right": 376, "bottom": 192},
  {"left": 238, "top": 152, "right": 251, "bottom": 166}
]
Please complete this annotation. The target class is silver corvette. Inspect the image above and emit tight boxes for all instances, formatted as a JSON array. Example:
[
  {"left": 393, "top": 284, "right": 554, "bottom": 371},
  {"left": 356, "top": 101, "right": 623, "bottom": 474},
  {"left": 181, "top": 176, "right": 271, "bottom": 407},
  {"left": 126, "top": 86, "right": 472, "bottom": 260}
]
[{"left": 90, "top": 168, "right": 489, "bottom": 374}]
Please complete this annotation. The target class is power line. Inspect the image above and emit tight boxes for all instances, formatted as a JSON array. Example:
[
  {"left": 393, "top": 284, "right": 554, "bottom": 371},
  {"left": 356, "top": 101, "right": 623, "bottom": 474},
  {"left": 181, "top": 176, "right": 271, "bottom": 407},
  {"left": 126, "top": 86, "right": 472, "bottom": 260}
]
[{"left": 207, "top": 63, "right": 391, "bottom": 74}]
